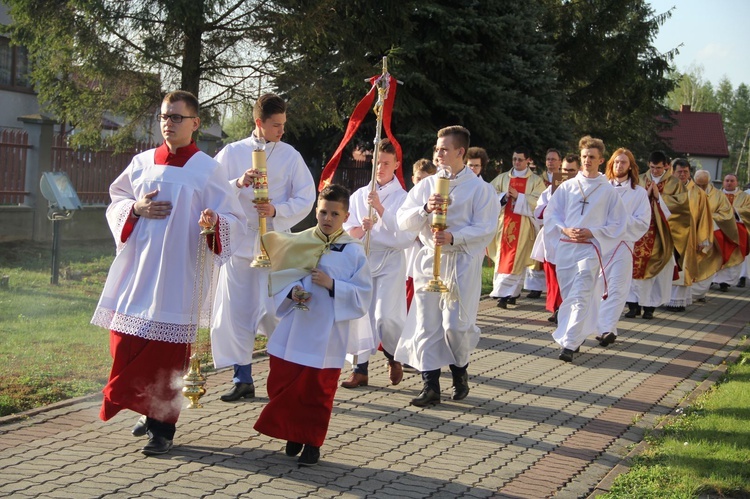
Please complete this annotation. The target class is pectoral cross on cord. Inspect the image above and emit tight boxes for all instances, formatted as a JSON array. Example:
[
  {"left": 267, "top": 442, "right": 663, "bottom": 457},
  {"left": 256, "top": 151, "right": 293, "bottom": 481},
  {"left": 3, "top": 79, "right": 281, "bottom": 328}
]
[{"left": 576, "top": 180, "right": 603, "bottom": 215}]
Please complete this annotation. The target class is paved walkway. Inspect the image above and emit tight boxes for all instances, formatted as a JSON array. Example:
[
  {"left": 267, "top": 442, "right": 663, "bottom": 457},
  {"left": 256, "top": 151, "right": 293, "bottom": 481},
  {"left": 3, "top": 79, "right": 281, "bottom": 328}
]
[{"left": 1, "top": 286, "right": 748, "bottom": 498}]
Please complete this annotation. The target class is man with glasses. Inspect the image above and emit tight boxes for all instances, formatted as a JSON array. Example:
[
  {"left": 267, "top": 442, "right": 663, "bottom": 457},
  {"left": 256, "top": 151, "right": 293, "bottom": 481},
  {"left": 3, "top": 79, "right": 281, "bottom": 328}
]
[
  {"left": 666, "top": 160, "right": 712, "bottom": 311},
  {"left": 210, "top": 93, "right": 315, "bottom": 403},
  {"left": 713, "top": 174, "right": 750, "bottom": 291},
  {"left": 488, "top": 147, "right": 546, "bottom": 308},
  {"left": 466, "top": 146, "right": 489, "bottom": 178},
  {"left": 627, "top": 151, "right": 690, "bottom": 320},
  {"left": 523, "top": 148, "right": 564, "bottom": 300},
  {"left": 93, "top": 90, "right": 245, "bottom": 456}
]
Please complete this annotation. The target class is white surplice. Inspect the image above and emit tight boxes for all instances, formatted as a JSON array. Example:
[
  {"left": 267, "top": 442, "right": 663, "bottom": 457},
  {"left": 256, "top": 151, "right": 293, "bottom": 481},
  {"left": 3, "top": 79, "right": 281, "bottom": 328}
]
[
  {"left": 92, "top": 150, "right": 245, "bottom": 344},
  {"left": 266, "top": 241, "right": 373, "bottom": 369},
  {"left": 343, "top": 179, "right": 414, "bottom": 359},
  {"left": 394, "top": 167, "right": 500, "bottom": 371},
  {"left": 596, "top": 179, "right": 650, "bottom": 336},
  {"left": 543, "top": 172, "right": 626, "bottom": 350},
  {"left": 211, "top": 135, "right": 315, "bottom": 369}
]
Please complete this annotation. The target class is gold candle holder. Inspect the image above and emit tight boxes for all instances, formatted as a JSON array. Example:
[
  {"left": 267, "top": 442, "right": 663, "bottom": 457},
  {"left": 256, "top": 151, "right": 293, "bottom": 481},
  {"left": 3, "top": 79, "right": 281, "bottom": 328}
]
[
  {"left": 251, "top": 148, "right": 272, "bottom": 268},
  {"left": 182, "top": 353, "right": 207, "bottom": 409},
  {"left": 421, "top": 171, "right": 450, "bottom": 293}
]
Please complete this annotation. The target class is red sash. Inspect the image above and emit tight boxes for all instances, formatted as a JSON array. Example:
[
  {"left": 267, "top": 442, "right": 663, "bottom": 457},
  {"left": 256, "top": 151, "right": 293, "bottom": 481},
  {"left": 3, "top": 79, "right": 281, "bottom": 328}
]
[{"left": 497, "top": 177, "right": 527, "bottom": 274}]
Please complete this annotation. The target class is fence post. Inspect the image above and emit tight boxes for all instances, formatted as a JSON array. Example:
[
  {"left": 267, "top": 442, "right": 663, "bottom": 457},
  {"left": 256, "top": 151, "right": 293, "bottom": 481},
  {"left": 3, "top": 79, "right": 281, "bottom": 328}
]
[{"left": 18, "top": 114, "right": 57, "bottom": 242}]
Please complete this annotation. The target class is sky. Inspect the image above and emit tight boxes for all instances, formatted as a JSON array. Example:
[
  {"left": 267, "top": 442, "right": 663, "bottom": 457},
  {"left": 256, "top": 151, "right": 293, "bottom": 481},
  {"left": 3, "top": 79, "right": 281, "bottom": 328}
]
[{"left": 649, "top": 0, "right": 750, "bottom": 88}]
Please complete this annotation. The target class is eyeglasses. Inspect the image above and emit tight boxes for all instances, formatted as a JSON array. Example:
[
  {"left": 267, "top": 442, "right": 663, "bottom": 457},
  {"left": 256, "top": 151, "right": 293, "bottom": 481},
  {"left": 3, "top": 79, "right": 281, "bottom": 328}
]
[{"left": 158, "top": 114, "right": 197, "bottom": 123}]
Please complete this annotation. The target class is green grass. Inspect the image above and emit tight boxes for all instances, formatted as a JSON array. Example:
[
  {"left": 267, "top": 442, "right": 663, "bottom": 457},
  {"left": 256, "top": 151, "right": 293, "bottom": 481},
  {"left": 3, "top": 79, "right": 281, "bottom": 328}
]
[
  {"left": 0, "top": 239, "right": 263, "bottom": 418},
  {"left": 603, "top": 348, "right": 750, "bottom": 498},
  {"left": 482, "top": 257, "right": 493, "bottom": 295},
  {"left": 0, "top": 240, "right": 116, "bottom": 417}
]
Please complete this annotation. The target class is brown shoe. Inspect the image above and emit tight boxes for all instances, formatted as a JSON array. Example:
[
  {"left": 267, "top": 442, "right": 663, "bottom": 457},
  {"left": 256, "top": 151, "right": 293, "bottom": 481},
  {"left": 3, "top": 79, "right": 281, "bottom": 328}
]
[
  {"left": 387, "top": 360, "right": 403, "bottom": 386},
  {"left": 341, "top": 372, "right": 368, "bottom": 389}
]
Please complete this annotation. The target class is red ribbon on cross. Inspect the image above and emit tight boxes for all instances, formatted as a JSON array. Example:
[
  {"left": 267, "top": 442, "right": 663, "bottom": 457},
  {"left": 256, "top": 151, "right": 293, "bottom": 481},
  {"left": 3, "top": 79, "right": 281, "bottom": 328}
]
[{"left": 318, "top": 74, "right": 404, "bottom": 191}]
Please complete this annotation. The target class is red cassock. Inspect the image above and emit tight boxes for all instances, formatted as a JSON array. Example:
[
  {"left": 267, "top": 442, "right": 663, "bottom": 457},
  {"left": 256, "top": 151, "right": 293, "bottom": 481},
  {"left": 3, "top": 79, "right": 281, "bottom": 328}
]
[
  {"left": 254, "top": 356, "right": 341, "bottom": 447},
  {"left": 101, "top": 331, "right": 190, "bottom": 424}
]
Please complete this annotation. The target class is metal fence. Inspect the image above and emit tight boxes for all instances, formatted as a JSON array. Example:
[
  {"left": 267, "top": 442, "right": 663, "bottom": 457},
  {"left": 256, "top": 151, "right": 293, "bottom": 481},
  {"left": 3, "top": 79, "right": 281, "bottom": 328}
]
[
  {"left": 50, "top": 134, "right": 157, "bottom": 205},
  {"left": 0, "top": 128, "right": 31, "bottom": 205}
]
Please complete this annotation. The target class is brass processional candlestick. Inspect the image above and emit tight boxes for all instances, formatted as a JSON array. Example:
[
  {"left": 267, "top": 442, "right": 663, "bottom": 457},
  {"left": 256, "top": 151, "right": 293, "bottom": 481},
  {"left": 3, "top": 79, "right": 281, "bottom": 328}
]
[
  {"left": 251, "top": 137, "right": 272, "bottom": 268},
  {"left": 182, "top": 221, "right": 217, "bottom": 409},
  {"left": 421, "top": 166, "right": 451, "bottom": 293}
]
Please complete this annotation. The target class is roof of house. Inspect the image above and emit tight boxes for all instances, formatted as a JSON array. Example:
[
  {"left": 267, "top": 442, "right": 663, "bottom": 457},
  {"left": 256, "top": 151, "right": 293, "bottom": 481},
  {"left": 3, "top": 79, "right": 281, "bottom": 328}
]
[{"left": 659, "top": 105, "right": 729, "bottom": 158}]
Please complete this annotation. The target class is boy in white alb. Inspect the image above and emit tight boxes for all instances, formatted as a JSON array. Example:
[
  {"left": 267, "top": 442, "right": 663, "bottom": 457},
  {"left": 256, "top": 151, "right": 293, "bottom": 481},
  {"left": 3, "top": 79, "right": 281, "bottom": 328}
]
[
  {"left": 254, "top": 184, "right": 372, "bottom": 466},
  {"left": 543, "top": 136, "right": 626, "bottom": 362},
  {"left": 395, "top": 126, "right": 499, "bottom": 406},
  {"left": 211, "top": 94, "right": 315, "bottom": 402},
  {"left": 340, "top": 138, "right": 415, "bottom": 388}
]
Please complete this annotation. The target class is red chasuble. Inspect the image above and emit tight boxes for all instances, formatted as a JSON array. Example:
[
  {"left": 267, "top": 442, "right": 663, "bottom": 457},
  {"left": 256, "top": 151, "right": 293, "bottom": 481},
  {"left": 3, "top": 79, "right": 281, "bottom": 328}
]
[{"left": 497, "top": 177, "right": 528, "bottom": 274}]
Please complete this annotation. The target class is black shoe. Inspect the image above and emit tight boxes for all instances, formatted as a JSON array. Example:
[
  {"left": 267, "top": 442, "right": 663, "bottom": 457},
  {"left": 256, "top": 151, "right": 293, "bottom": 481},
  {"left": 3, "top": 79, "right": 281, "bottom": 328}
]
[
  {"left": 526, "top": 290, "right": 542, "bottom": 299},
  {"left": 132, "top": 415, "right": 148, "bottom": 437},
  {"left": 738, "top": 277, "right": 746, "bottom": 288},
  {"left": 507, "top": 295, "right": 518, "bottom": 305},
  {"left": 285, "top": 441, "right": 303, "bottom": 457},
  {"left": 547, "top": 310, "right": 558, "bottom": 324},
  {"left": 298, "top": 445, "right": 320, "bottom": 466},
  {"left": 642, "top": 307, "right": 654, "bottom": 320},
  {"left": 559, "top": 348, "right": 575, "bottom": 362},
  {"left": 675, "top": 306, "right": 685, "bottom": 312},
  {"left": 496, "top": 297, "right": 508, "bottom": 309},
  {"left": 719, "top": 283, "right": 729, "bottom": 292},
  {"left": 141, "top": 435, "right": 173, "bottom": 456},
  {"left": 411, "top": 387, "right": 441, "bottom": 407},
  {"left": 624, "top": 302, "right": 641, "bottom": 318},
  {"left": 220, "top": 382, "right": 255, "bottom": 402},
  {"left": 599, "top": 332, "right": 616, "bottom": 347},
  {"left": 451, "top": 372, "right": 469, "bottom": 401}
]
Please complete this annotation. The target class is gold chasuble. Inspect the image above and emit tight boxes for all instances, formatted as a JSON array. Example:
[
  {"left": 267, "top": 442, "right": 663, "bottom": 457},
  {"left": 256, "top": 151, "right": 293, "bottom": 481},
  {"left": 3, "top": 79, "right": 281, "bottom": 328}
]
[
  {"left": 261, "top": 227, "right": 360, "bottom": 295},
  {"left": 684, "top": 181, "right": 715, "bottom": 282},
  {"left": 727, "top": 190, "right": 750, "bottom": 265},
  {"left": 487, "top": 170, "right": 545, "bottom": 275},
  {"left": 633, "top": 172, "right": 691, "bottom": 279},
  {"left": 700, "top": 185, "right": 739, "bottom": 276}
]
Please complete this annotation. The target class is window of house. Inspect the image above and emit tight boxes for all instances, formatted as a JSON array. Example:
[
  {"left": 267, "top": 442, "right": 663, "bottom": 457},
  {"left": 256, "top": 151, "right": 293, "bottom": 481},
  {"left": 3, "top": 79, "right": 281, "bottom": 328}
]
[{"left": 0, "top": 36, "right": 33, "bottom": 91}]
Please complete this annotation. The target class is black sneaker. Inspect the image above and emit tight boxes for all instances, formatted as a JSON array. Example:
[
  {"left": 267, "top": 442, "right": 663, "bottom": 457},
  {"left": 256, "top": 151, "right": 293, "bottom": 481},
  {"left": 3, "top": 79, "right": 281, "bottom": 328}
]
[{"left": 298, "top": 445, "right": 320, "bottom": 466}]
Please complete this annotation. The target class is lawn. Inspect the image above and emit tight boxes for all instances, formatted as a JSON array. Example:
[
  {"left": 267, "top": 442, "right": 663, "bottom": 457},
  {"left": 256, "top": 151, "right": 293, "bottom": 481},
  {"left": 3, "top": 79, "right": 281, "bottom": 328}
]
[
  {"left": 603, "top": 347, "right": 750, "bottom": 498},
  {"left": 0, "top": 239, "right": 117, "bottom": 416}
]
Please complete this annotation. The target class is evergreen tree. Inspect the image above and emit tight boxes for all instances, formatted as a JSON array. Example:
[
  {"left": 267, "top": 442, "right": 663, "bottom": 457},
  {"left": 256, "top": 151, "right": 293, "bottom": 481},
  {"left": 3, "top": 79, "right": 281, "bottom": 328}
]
[
  {"left": 541, "top": 0, "right": 676, "bottom": 160},
  {"left": 260, "top": 0, "right": 570, "bottom": 172}
]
